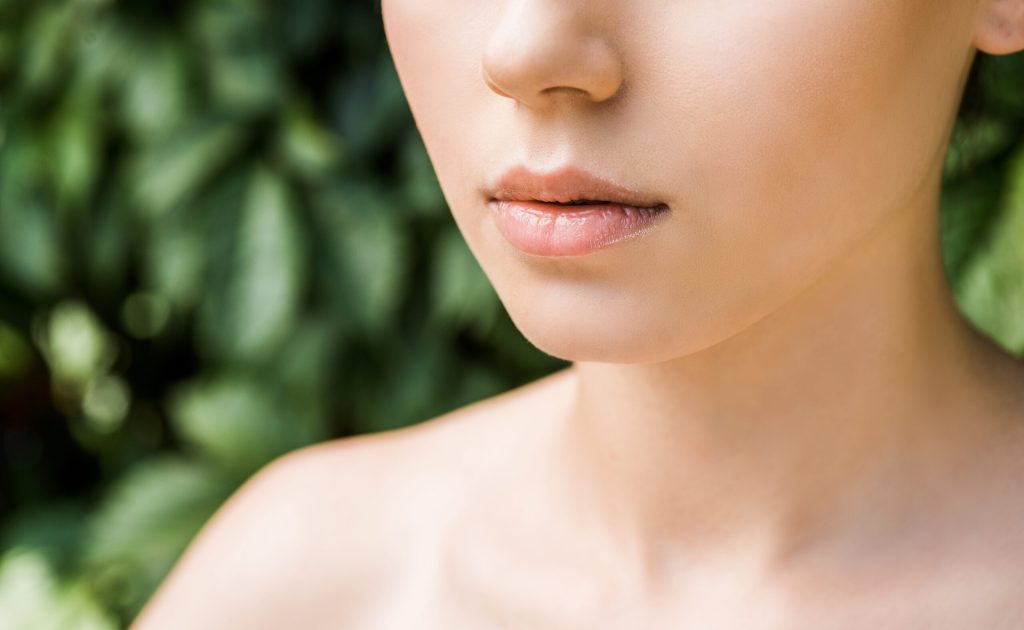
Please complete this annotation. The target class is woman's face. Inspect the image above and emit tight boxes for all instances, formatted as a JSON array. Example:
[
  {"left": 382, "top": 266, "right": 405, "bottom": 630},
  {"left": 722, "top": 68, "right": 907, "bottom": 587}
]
[{"left": 382, "top": 0, "right": 980, "bottom": 363}]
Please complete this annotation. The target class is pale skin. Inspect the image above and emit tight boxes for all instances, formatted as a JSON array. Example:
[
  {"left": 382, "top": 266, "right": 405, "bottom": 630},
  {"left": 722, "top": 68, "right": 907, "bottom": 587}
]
[{"left": 132, "top": 1, "right": 1024, "bottom": 628}]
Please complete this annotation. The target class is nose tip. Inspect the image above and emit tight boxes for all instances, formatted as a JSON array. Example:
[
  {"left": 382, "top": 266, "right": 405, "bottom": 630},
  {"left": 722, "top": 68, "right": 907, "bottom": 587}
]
[{"left": 480, "top": 14, "right": 625, "bottom": 109}]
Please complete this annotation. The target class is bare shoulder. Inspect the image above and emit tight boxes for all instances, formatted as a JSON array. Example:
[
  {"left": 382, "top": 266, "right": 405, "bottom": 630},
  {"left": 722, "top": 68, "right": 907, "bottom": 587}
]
[
  {"left": 129, "top": 431, "right": 420, "bottom": 629},
  {"left": 130, "top": 366, "right": 575, "bottom": 630}
]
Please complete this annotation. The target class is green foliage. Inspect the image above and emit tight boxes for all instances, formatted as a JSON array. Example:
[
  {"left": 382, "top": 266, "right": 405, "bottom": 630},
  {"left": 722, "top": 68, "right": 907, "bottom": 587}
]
[
  {"left": 0, "top": 547, "right": 116, "bottom": 630},
  {"left": 79, "top": 457, "right": 235, "bottom": 617},
  {"left": 956, "top": 144, "right": 1024, "bottom": 353},
  {"left": 942, "top": 53, "right": 1024, "bottom": 351},
  {"left": 0, "top": 0, "right": 565, "bottom": 626},
  {"left": 0, "top": 0, "right": 1020, "bottom": 627},
  {"left": 168, "top": 374, "right": 325, "bottom": 479}
]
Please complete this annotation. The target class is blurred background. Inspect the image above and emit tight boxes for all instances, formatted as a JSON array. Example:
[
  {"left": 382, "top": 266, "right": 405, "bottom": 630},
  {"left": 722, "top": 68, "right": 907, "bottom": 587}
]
[{"left": 0, "top": 1, "right": 1021, "bottom": 628}]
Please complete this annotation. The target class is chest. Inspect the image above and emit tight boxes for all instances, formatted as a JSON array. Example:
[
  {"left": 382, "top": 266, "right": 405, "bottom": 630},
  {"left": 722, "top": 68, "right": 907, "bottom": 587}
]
[
  {"left": 355, "top": 555, "right": 1024, "bottom": 630},
  {"left": 363, "top": 593, "right": 1023, "bottom": 630}
]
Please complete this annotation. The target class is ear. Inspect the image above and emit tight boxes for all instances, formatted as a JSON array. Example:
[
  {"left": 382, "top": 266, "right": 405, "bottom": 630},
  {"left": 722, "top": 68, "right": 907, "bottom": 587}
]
[{"left": 972, "top": 0, "right": 1024, "bottom": 55}]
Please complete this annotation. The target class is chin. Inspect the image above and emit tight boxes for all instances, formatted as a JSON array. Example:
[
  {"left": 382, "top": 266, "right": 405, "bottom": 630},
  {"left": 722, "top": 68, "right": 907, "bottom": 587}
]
[
  {"left": 499, "top": 298, "right": 688, "bottom": 365},
  {"left": 496, "top": 275, "right": 781, "bottom": 365}
]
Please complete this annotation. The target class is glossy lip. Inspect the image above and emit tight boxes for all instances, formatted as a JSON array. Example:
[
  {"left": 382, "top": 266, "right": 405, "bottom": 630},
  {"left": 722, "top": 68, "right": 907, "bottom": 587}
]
[{"left": 486, "top": 164, "right": 671, "bottom": 257}]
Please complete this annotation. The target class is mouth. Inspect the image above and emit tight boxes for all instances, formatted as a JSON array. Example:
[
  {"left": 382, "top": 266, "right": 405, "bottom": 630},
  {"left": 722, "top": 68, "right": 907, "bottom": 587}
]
[
  {"left": 487, "top": 164, "right": 668, "bottom": 210},
  {"left": 486, "top": 198, "right": 670, "bottom": 257},
  {"left": 491, "top": 196, "right": 668, "bottom": 212},
  {"left": 484, "top": 163, "right": 671, "bottom": 257}
]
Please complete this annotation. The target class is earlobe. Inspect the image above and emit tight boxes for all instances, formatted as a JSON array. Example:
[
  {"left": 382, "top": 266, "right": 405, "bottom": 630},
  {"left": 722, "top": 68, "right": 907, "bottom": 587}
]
[{"left": 972, "top": 0, "right": 1024, "bottom": 55}]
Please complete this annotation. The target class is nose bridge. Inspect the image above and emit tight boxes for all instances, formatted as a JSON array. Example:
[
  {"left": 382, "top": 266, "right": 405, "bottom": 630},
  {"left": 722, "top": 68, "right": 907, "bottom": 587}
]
[{"left": 480, "top": 1, "right": 625, "bottom": 109}]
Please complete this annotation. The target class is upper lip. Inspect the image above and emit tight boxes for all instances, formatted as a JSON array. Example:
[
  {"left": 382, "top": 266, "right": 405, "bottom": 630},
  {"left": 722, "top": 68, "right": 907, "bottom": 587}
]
[{"left": 488, "top": 164, "right": 667, "bottom": 208}]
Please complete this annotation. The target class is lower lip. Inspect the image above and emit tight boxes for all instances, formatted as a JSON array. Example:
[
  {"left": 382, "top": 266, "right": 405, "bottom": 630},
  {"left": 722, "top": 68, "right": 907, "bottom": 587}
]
[{"left": 488, "top": 200, "right": 671, "bottom": 257}]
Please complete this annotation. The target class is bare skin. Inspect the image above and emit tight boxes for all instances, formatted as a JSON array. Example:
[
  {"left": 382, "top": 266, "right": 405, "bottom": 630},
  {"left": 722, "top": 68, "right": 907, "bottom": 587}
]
[
  {"left": 132, "top": 356, "right": 1024, "bottom": 629},
  {"left": 133, "top": 0, "right": 1024, "bottom": 628}
]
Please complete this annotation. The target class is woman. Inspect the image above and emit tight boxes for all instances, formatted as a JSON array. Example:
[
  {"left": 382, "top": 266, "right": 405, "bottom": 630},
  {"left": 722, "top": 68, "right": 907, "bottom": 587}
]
[{"left": 133, "top": 1, "right": 1024, "bottom": 627}]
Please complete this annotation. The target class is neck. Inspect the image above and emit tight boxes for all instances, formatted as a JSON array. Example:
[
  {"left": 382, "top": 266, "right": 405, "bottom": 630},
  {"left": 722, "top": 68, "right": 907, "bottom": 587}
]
[{"left": 550, "top": 170, "right": 1023, "bottom": 582}]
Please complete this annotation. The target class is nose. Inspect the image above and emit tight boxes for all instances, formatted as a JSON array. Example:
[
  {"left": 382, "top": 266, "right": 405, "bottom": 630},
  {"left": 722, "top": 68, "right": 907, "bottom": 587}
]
[{"left": 480, "top": 2, "right": 625, "bottom": 110}]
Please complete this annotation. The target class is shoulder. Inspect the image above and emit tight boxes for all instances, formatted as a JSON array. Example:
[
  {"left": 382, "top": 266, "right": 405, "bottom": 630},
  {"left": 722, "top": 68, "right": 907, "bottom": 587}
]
[
  {"left": 128, "top": 432, "right": 418, "bottom": 629},
  {"left": 130, "top": 367, "right": 575, "bottom": 629}
]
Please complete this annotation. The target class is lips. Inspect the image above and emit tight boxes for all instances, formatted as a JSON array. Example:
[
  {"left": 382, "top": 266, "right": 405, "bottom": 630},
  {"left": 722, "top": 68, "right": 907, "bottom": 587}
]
[
  {"left": 485, "top": 164, "right": 671, "bottom": 257},
  {"left": 488, "top": 164, "right": 667, "bottom": 209}
]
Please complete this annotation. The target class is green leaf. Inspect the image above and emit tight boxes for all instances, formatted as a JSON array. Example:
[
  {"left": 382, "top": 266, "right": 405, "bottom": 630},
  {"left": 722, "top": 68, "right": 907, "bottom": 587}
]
[
  {"left": 354, "top": 327, "right": 450, "bottom": 433},
  {"left": 39, "top": 300, "right": 117, "bottom": 387},
  {"left": 446, "top": 363, "right": 507, "bottom": 414},
  {"left": 980, "top": 51, "right": 1024, "bottom": 115},
  {"left": 314, "top": 183, "right": 408, "bottom": 336},
  {"left": 84, "top": 199, "right": 132, "bottom": 297},
  {"left": 128, "top": 116, "right": 247, "bottom": 218},
  {"left": 398, "top": 129, "right": 445, "bottom": 217},
  {"left": 956, "top": 145, "right": 1024, "bottom": 355},
  {"left": 332, "top": 55, "right": 410, "bottom": 158},
  {"left": 197, "top": 166, "right": 306, "bottom": 364},
  {"left": 48, "top": 83, "right": 102, "bottom": 209},
  {"left": 276, "top": 95, "right": 344, "bottom": 181},
  {"left": 80, "top": 456, "right": 234, "bottom": 618},
  {"left": 191, "top": 0, "right": 283, "bottom": 114},
  {"left": 0, "top": 318, "right": 33, "bottom": 380},
  {"left": 73, "top": 8, "right": 127, "bottom": 92},
  {"left": 19, "top": 4, "right": 69, "bottom": 95},
  {"left": 940, "top": 162, "right": 1005, "bottom": 285},
  {"left": 942, "top": 114, "right": 1015, "bottom": 181},
  {"left": 117, "top": 36, "right": 192, "bottom": 142},
  {"left": 274, "top": 314, "right": 341, "bottom": 398},
  {"left": 0, "top": 548, "right": 116, "bottom": 630},
  {"left": 142, "top": 209, "right": 207, "bottom": 313},
  {"left": 0, "top": 502, "right": 88, "bottom": 574},
  {"left": 168, "top": 374, "right": 320, "bottom": 477},
  {"left": 430, "top": 226, "right": 499, "bottom": 336},
  {"left": 0, "top": 136, "right": 64, "bottom": 296}
]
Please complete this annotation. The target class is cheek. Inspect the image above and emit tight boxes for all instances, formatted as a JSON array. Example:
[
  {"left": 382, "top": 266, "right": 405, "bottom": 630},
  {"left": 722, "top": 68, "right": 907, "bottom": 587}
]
[
  {"left": 631, "top": 0, "right": 956, "bottom": 305},
  {"left": 382, "top": 0, "right": 488, "bottom": 194},
  {"left": 661, "top": 3, "right": 912, "bottom": 228}
]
